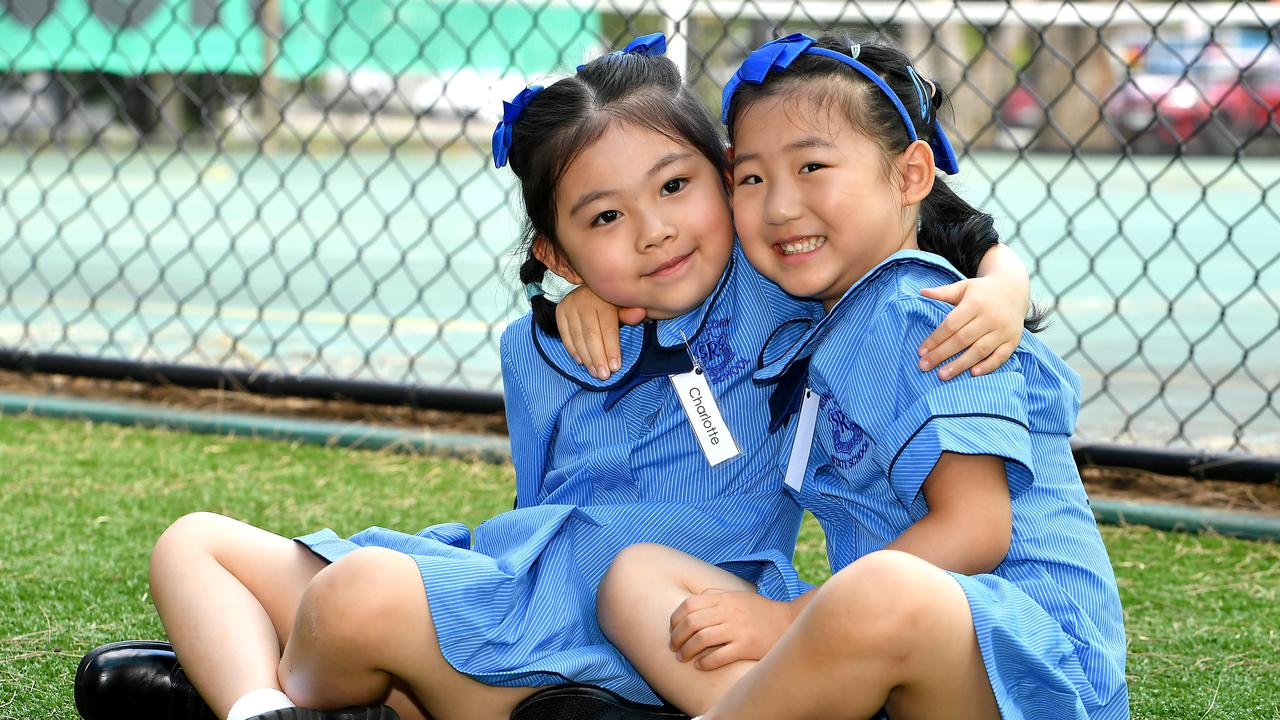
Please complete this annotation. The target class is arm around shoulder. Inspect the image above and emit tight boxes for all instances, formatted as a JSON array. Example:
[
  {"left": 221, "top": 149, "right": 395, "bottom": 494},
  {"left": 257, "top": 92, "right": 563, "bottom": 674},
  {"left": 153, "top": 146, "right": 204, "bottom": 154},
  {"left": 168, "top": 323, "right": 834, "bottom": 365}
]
[{"left": 847, "top": 299, "right": 1032, "bottom": 563}]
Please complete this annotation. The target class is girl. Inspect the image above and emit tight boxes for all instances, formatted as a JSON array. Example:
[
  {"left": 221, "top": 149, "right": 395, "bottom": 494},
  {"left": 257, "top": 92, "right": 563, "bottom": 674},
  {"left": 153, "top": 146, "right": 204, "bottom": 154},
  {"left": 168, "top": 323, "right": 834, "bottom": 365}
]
[
  {"left": 139, "top": 37, "right": 808, "bottom": 720},
  {"left": 113, "top": 35, "right": 1026, "bottom": 720},
  {"left": 596, "top": 33, "right": 1128, "bottom": 720}
]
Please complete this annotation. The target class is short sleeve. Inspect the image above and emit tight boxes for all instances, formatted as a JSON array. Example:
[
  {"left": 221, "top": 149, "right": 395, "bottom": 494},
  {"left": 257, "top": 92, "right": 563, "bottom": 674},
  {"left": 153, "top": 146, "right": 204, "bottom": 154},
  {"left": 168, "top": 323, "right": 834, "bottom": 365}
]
[{"left": 847, "top": 298, "right": 1036, "bottom": 509}]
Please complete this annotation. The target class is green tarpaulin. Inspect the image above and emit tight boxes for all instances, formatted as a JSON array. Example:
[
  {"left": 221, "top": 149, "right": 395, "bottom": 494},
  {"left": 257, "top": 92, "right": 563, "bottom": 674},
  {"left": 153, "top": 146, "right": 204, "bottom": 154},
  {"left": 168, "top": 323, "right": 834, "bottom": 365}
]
[{"left": 0, "top": 0, "right": 599, "bottom": 77}]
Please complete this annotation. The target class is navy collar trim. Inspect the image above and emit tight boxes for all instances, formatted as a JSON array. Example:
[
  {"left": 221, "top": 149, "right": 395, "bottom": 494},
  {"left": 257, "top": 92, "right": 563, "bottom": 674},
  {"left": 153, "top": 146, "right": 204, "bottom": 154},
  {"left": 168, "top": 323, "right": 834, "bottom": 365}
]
[{"left": 753, "top": 250, "right": 963, "bottom": 384}]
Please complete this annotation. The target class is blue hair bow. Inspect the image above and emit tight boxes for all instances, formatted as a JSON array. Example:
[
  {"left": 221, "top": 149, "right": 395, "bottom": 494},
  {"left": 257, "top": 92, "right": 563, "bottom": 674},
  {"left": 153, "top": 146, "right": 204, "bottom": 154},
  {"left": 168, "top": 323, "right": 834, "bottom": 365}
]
[
  {"left": 621, "top": 32, "right": 667, "bottom": 56},
  {"left": 578, "top": 32, "right": 668, "bottom": 71},
  {"left": 492, "top": 84, "right": 544, "bottom": 169},
  {"left": 721, "top": 33, "right": 959, "bottom": 174}
]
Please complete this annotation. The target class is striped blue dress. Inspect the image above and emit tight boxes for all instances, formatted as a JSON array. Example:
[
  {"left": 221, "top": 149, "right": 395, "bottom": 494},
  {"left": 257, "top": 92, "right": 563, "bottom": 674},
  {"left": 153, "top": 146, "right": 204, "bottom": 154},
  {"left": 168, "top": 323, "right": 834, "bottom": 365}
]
[
  {"left": 755, "top": 250, "right": 1129, "bottom": 720},
  {"left": 296, "top": 243, "right": 812, "bottom": 703}
]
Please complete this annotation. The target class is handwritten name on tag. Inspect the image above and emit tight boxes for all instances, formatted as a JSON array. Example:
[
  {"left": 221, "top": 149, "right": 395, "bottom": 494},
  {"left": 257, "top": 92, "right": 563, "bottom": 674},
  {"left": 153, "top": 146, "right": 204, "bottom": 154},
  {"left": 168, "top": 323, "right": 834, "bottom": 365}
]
[
  {"left": 783, "top": 388, "right": 820, "bottom": 492},
  {"left": 670, "top": 368, "right": 741, "bottom": 467}
]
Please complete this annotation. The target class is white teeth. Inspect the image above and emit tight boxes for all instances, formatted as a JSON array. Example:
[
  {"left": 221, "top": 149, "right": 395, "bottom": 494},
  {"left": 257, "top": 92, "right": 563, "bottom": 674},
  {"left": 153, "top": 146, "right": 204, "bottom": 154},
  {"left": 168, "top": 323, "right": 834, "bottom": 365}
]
[{"left": 779, "top": 236, "right": 826, "bottom": 255}]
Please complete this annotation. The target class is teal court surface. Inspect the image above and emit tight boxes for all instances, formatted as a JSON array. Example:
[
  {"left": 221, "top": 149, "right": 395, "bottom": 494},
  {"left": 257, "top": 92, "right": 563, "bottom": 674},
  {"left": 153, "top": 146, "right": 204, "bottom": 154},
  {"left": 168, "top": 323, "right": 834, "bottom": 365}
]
[{"left": 2, "top": 144, "right": 1277, "bottom": 450}]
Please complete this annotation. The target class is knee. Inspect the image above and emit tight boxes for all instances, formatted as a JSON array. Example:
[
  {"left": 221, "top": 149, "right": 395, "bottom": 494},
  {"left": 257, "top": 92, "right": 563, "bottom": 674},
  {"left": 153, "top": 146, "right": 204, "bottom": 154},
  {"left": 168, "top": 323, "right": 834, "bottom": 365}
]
[
  {"left": 810, "top": 551, "right": 945, "bottom": 663},
  {"left": 296, "top": 547, "right": 423, "bottom": 650},
  {"left": 597, "top": 543, "right": 682, "bottom": 635},
  {"left": 150, "top": 512, "right": 226, "bottom": 578}
]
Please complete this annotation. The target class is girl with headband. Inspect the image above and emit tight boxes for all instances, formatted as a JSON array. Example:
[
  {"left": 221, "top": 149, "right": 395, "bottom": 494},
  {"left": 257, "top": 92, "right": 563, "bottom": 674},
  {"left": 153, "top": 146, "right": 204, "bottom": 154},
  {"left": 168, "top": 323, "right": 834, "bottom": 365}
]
[{"left": 597, "top": 33, "right": 1128, "bottom": 720}]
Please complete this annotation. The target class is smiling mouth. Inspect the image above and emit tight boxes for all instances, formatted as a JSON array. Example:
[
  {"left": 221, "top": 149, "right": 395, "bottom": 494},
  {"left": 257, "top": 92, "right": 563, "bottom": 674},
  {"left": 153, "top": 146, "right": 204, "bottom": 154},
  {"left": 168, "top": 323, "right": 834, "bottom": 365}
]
[
  {"left": 647, "top": 252, "right": 693, "bottom": 276},
  {"left": 776, "top": 236, "right": 826, "bottom": 256}
]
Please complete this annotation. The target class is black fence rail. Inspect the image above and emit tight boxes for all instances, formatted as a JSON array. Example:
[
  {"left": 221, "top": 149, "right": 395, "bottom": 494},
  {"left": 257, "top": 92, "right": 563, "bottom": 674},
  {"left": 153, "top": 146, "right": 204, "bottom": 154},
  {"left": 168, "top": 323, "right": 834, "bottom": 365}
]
[{"left": 1, "top": 0, "right": 1277, "bottom": 453}]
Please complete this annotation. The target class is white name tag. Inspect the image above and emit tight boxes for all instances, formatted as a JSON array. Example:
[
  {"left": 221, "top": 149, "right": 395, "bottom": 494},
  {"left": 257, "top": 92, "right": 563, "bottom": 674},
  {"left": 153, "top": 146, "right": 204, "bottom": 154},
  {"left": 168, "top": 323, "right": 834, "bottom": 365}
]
[
  {"left": 670, "top": 368, "right": 741, "bottom": 467},
  {"left": 783, "top": 388, "right": 820, "bottom": 492}
]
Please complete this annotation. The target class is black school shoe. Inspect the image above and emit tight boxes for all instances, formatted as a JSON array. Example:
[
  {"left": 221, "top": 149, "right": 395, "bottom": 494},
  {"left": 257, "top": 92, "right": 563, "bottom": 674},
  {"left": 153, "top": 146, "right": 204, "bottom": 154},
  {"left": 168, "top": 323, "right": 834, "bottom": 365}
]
[
  {"left": 74, "top": 640, "right": 216, "bottom": 720},
  {"left": 510, "top": 685, "right": 690, "bottom": 720},
  {"left": 247, "top": 708, "right": 398, "bottom": 720}
]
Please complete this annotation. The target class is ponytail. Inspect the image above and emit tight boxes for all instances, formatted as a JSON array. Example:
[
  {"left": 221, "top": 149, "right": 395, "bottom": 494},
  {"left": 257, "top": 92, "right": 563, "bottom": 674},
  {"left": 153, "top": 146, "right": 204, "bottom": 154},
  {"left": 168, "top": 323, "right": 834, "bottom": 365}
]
[{"left": 519, "top": 255, "right": 560, "bottom": 337}]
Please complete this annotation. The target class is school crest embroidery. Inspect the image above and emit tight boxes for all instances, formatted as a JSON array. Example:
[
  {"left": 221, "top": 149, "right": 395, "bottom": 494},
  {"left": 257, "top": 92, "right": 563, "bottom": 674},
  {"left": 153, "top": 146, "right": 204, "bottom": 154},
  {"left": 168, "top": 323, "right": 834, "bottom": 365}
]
[
  {"left": 693, "top": 317, "right": 748, "bottom": 383},
  {"left": 828, "top": 402, "right": 870, "bottom": 469}
]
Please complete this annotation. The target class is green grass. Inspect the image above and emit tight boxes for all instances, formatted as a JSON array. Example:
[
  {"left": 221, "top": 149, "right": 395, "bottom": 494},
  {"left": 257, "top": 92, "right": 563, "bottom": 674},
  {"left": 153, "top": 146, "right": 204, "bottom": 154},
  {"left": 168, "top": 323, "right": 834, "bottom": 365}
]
[{"left": 1, "top": 414, "right": 1278, "bottom": 719}]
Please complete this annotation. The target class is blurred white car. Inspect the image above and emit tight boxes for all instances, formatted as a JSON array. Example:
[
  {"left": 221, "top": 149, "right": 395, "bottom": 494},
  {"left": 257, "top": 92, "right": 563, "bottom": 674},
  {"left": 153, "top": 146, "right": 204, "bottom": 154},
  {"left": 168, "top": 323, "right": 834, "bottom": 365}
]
[{"left": 410, "top": 70, "right": 533, "bottom": 122}]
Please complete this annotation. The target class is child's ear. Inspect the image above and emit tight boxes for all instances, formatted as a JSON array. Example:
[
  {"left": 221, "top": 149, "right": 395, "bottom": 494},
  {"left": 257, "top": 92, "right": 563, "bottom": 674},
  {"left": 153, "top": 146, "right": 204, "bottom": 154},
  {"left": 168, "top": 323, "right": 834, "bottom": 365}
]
[
  {"left": 532, "top": 234, "right": 584, "bottom": 285},
  {"left": 898, "top": 139, "right": 936, "bottom": 206}
]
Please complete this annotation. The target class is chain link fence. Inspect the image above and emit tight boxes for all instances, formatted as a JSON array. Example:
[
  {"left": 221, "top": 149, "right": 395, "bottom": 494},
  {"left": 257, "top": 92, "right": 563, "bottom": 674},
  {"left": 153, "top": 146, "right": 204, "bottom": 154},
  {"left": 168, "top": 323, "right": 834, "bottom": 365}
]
[{"left": 1, "top": 0, "right": 1277, "bottom": 452}]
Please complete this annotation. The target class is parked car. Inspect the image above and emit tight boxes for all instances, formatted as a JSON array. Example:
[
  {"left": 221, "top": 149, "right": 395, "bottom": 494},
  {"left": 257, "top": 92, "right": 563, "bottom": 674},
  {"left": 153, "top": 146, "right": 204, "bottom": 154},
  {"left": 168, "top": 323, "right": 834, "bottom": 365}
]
[
  {"left": 995, "top": 79, "right": 1044, "bottom": 148},
  {"left": 409, "top": 69, "right": 531, "bottom": 122},
  {"left": 1105, "top": 40, "right": 1280, "bottom": 153}
]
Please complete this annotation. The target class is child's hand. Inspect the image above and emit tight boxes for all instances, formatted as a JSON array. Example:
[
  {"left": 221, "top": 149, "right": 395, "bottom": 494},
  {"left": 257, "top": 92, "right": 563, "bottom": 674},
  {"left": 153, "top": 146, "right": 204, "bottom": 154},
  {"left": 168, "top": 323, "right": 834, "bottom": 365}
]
[
  {"left": 554, "top": 287, "right": 645, "bottom": 380},
  {"left": 668, "top": 589, "right": 797, "bottom": 671},
  {"left": 917, "top": 275, "right": 1029, "bottom": 380}
]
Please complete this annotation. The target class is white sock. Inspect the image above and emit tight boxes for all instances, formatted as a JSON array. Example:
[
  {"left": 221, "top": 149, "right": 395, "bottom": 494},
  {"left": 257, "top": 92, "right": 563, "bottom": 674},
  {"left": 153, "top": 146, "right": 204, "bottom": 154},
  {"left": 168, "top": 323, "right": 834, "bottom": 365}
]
[{"left": 226, "top": 688, "right": 295, "bottom": 720}]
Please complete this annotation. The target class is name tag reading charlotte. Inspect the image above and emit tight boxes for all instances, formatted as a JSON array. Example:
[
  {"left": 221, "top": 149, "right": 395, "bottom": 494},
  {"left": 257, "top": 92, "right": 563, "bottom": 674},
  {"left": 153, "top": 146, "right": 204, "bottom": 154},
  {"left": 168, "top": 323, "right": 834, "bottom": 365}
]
[{"left": 670, "top": 369, "right": 740, "bottom": 466}]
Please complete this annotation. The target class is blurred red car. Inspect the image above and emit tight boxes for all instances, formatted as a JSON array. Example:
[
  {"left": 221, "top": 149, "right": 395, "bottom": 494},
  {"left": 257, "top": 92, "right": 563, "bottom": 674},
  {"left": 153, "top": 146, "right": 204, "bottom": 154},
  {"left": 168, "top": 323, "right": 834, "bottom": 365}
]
[{"left": 1106, "top": 41, "right": 1280, "bottom": 153}]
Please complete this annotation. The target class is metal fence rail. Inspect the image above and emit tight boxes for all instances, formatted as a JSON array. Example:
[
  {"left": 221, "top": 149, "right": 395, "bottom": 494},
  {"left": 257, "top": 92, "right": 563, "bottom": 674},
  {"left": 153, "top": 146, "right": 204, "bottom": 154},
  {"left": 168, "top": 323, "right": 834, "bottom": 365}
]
[{"left": 1, "top": 0, "right": 1277, "bottom": 452}]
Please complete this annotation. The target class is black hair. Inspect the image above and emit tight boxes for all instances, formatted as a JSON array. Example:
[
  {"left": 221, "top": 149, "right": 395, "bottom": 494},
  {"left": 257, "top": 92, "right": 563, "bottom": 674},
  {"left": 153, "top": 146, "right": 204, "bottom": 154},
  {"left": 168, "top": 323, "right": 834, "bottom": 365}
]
[
  {"left": 725, "top": 33, "right": 1047, "bottom": 332},
  {"left": 505, "top": 51, "right": 729, "bottom": 336}
]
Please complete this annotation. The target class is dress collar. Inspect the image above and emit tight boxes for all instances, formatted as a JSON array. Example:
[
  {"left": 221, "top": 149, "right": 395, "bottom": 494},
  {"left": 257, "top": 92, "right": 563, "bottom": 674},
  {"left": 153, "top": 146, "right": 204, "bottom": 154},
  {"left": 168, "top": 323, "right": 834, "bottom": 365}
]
[{"left": 754, "top": 250, "right": 964, "bottom": 385}]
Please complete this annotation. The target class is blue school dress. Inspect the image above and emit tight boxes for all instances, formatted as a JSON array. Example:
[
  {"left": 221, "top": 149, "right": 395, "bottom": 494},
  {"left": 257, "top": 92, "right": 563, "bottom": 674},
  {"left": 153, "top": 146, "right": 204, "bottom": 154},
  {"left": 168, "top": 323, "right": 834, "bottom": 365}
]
[
  {"left": 296, "top": 243, "right": 811, "bottom": 703},
  {"left": 756, "top": 250, "right": 1129, "bottom": 720}
]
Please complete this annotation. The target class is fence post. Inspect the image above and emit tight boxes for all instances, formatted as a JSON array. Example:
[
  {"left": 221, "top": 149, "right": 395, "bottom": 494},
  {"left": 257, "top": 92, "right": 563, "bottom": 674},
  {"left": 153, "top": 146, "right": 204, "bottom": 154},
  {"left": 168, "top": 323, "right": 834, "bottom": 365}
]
[
  {"left": 257, "top": 0, "right": 282, "bottom": 151},
  {"left": 660, "top": 0, "right": 693, "bottom": 77}
]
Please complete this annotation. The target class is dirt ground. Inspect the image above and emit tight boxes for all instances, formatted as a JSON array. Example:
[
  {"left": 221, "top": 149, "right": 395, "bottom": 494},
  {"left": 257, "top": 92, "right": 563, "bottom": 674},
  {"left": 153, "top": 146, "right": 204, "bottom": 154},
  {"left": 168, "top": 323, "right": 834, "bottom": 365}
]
[{"left": 3, "top": 369, "right": 1278, "bottom": 516}]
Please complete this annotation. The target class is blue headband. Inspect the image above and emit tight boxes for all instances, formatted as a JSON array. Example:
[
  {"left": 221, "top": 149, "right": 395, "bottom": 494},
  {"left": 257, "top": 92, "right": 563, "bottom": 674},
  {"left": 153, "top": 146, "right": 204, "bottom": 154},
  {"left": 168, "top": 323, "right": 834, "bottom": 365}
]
[{"left": 721, "top": 33, "right": 959, "bottom": 175}]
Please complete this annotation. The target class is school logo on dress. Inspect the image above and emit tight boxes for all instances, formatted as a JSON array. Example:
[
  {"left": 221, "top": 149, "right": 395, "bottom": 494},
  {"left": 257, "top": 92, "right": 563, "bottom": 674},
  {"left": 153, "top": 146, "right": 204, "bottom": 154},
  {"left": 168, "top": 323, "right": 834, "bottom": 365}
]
[
  {"left": 828, "top": 402, "right": 870, "bottom": 469},
  {"left": 694, "top": 317, "right": 748, "bottom": 383}
]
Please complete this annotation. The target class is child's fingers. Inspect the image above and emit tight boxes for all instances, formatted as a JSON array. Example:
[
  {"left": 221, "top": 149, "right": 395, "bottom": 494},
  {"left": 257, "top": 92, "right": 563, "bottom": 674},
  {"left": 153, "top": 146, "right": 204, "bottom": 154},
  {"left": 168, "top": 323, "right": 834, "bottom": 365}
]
[
  {"left": 969, "top": 341, "right": 1018, "bottom": 377},
  {"left": 669, "top": 596, "right": 709, "bottom": 629},
  {"left": 692, "top": 642, "right": 750, "bottom": 672},
  {"left": 579, "top": 319, "right": 610, "bottom": 379},
  {"left": 917, "top": 304, "right": 977, "bottom": 360},
  {"left": 618, "top": 306, "right": 648, "bottom": 326},
  {"left": 936, "top": 336, "right": 999, "bottom": 381},
  {"left": 555, "top": 308, "right": 582, "bottom": 366},
  {"left": 669, "top": 606, "right": 720, "bottom": 652},
  {"left": 596, "top": 308, "right": 622, "bottom": 373},
  {"left": 564, "top": 329, "right": 583, "bottom": 368},
  {"left": 675, "top": 623, "right": 730, "bottom": 662},
  {"left": 919, "top": 280, "right": 968, "bottom": 307},
  {"left": 919, "top": 317, "right": 981, "bottom": 371}
]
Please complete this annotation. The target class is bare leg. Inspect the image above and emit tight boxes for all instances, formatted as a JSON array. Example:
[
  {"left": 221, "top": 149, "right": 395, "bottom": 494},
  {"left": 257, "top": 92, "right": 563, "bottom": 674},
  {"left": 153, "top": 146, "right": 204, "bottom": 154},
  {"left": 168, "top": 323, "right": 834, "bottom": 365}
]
[
  {"left": 279, "top": 547, "right": 543, "bottom": 720},
  {"left": 701, "top": 550, "right": 999, "bottom": 720},
  {"left": 150, "top": 513, "right": 328, "bottom": 718},
  {"left": 596, "top": 543, "right": 760, "bottom": 715},
  {"left": 149, "top": 513, "right": 428, "bottom": 720}
]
